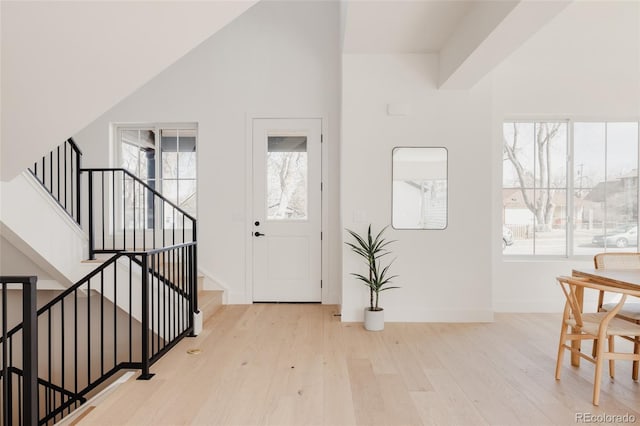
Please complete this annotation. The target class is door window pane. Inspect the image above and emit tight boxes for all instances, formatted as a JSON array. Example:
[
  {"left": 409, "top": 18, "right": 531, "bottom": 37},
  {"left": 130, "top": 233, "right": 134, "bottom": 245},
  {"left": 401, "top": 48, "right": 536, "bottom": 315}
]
[{"left": 267, "top": 136, "right": 308, "bottom": 220}]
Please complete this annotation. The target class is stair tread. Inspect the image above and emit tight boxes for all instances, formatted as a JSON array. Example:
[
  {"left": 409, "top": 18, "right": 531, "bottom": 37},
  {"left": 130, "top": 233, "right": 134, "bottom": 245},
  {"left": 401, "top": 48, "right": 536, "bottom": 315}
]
[{"left": 198, "top": 289, "right": 223, "bottom": 322}]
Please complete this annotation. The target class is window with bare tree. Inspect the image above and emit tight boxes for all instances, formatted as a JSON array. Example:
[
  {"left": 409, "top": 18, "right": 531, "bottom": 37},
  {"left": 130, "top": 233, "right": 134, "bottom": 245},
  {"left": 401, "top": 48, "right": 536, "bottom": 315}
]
[
  {"left": 503, "top": 120, "right": 639, "bottom": 256},
  {"left": 266, "top": 136, "right": 308, "bottom": 220}
]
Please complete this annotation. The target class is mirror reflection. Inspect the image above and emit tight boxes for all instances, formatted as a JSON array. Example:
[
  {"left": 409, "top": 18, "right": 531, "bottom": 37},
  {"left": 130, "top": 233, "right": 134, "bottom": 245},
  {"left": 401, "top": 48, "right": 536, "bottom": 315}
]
[{"left": 392, "top": 147, "right": 447, "bottom": 230}]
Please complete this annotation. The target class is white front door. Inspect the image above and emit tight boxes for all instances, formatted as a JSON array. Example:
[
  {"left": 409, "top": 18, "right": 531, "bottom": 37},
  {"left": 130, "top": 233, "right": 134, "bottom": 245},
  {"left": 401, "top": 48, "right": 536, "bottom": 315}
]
[{"left": 252, "top": 118, "right": 322, "bottom": 302}]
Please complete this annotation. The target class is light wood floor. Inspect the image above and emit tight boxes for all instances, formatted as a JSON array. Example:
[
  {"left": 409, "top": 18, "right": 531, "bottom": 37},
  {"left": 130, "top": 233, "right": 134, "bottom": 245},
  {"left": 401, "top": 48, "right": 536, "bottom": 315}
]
[{"left": 78, "top": 305, "right": 639, "bottom": 425}]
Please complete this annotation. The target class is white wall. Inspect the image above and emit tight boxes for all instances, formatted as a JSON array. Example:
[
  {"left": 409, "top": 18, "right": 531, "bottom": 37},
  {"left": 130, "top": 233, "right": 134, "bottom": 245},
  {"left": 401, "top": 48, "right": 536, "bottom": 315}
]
[
  {"left": 0, "top": 0, "right": 257, "bottom": 181},
  {"left": 0, "top": 236, "right": 53, "bottom": 280},
  {"left": 492, "top": 1, "right": 640, "bottom": 312},
  {"left": 341, "top": 53, "right": 493, "bottom": 322},
  {"left": 74, "top": 1, "right": 341, "bottom": 304},
  {"left": 0, "top": 172, "right": 88, "bottom": 286}
]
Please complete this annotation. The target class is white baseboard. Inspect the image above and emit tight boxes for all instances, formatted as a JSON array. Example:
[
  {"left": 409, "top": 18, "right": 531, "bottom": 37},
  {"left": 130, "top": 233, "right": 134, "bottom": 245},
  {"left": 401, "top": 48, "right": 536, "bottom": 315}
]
[
  {"left": 197, "top": 267, "right": 229, "bottom": 304},
  {"left": 341, "top": 307, "right": 494, "bottom": 323}
]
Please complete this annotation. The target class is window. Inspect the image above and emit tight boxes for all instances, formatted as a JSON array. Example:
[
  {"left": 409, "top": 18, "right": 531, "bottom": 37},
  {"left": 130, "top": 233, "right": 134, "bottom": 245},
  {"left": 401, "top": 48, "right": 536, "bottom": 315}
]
[
  {"left": 267, "top": 136, "right": 308, "bottom": 220},
  {"left": 503, "top": 120, "right": 639, "bottom": 257},
  {"left": 116, "top": 124, "right": 197, "bottom": 229}
]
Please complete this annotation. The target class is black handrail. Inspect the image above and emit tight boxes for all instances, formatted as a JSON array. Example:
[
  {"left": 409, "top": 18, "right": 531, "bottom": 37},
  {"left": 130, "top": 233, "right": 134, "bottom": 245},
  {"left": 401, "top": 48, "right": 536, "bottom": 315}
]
[
  {"left": 0, "top": 242, "right": 196, "bottom": 425},
  {"left": 5, "top": 366, "right": 88, "bottom": 424},
  {"left": 82, "top": 168, "right": 195, "bottom": 222},
  {"left": 16, "top": 137, "right": 200, "bottom": 424},
  {"left": 83, "top": 168, "right": 197, "bottom": 261},
  {"left": 28, "top": 139, "right": 82, "bottom": 226}
]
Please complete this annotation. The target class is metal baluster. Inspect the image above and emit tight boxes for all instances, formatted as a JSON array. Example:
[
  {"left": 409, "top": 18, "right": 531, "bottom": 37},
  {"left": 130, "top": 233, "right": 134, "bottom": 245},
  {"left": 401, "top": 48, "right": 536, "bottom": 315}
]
[
  {"left": 48, "top": 310, "right": 52, "bottom": 419},
  {"left": 152, "top": 196, "right": 156, "bottom": 250},
  {"left": 143, "top": 186, "right": 146, "bottom": 252},
  {"left": 164, "top": 251, "right": 168, "bottom": 350},
  {"left": 114, "top": 256, "right": 117, "bottom": 370},
  {"left": 88, "top": 172, "right": 95, "bottom": 260},
  {"left": 100, "top": 270, "right": 104, "bottom": 376},
  {"left": 64, "top": 143, "right": 68, "bottom": 210},
  {"left": 151, "top": 255, "right": 155, "bottom": 356},
  {"left": 162, "top": 202, "right": 166, "bottom": 248},
  {"left": 157, "top": 252, "right": 162, "bottom": 352},
  {"left": 70, "top": 149, "right": 74, "bottom": 220},
  {"left": 173, "top": 248, "right": 177, "bottom": 340},
  {"left": 74, "top": 289, "right": 78, "bottom": 411},
  {"left": 133, "top": 179, "right": 137, "bottom": 251},
  {"left": 61, "top": 299, "right": 66, "bottom": 415},
  {"left": 17, "top": 375, "right": 22, "bottom": 426},
  {"left": 180, "top": 247, "right": 184, "bottom": 334},
  {"left": 75, "top": 148, "right": 81, "bottom": 226},
  {"left": 49, "top": 151, "right": 53, "bottom": 193},
  {"left": 128, "top": 257, "right": 132, "bottom": 363},
  {"left": 87, "top": 279, "right": 91, "bottom": 386},
  {"left": 8, "top": 338, "right": 13, "bottom": 425},
  {"left": 101, "top": 172, "right": 105, "bottom": 251},
  {"left": 193, "top": 223, "right": 198, "bottom": 316},
  {"left": 2, "top": 283, "right": 8, "bottom": 426},
  {"left": 138, "top": 254, "right": 153, "bottom": 380},
  {"left": 123, "top": 172, "right": 127, "bottom": 253},
  {"left": 112, "top": 172, "right": 116, "bottom": 252},
  {"left": 57, "top": 146, "right": 61, "bottom": 200}
]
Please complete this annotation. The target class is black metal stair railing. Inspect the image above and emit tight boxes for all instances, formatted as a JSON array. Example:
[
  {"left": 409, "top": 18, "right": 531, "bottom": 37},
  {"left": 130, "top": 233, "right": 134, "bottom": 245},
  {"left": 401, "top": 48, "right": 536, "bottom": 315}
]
[
  {"left": 83, "top": 167, "right": 199, "bottom": 314},
  {"left": 0, "top": 242, "right": 196, "bottom": 425},
  {"left": 83, "top": 168, "right": 197, "bottom": 258},
  {"left": 1, "top": 136, "right": 201, "bottom": 425},
  {"left": 28, "top": 139, "right": 82, "bottom": 225},
  {"left": 3, "top": 367, "right": 87, "bottom": 426}
]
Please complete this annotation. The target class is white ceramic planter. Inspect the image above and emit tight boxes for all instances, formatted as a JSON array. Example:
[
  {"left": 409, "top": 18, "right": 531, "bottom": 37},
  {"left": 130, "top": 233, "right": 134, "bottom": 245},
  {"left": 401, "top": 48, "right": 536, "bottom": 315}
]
[{"left": 364, "top": 308, "right": 384, "bottom": 331}]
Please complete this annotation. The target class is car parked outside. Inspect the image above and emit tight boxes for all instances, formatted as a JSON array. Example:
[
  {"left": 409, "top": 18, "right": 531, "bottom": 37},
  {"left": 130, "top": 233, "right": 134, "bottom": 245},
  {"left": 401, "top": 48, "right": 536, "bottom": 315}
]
[{"left": 592, "top": 226, "right": 638, "bottom": 248}]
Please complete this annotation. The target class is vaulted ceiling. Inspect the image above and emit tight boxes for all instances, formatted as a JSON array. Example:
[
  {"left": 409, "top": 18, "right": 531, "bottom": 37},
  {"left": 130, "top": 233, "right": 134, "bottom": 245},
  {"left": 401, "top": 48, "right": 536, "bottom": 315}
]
[{"left": 1, "top": 0, "right": 572, "bottom": 181}]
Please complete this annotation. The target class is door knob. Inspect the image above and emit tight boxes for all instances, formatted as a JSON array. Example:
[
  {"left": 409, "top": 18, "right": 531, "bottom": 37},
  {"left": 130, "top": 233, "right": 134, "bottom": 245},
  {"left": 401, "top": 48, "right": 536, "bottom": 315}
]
[
  {"left": 254, "top": 232, "right": 265, "bottom": 237},
  {"left": 254, "top": 221, "right": 260, "bottom": 226}
]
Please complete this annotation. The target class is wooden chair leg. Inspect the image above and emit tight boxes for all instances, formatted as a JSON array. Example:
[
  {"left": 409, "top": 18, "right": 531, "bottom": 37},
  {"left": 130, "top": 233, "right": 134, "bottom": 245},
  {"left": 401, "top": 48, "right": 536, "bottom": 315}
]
[
  {"left": 593, "top": 335, "right": 605, "bottom": 406},
  {"left": 633, "top": 337, "right": 639, "bottom": 381},
  {"left": 608, "top": 336, "right": 615, "bottom": 379},
  {"left": 591, "top": 291, "right": 605, "bottom": 359},
  {"left": 556, "top": 324, "right": 568, "bottom": 380}
]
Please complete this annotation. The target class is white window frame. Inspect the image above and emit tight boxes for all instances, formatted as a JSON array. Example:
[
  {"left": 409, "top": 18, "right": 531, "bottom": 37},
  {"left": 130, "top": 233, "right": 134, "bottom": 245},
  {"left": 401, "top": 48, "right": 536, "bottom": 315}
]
[
  {"left": 502, "top": 117, "right": 640, "bottom": 260},
  {"left": 112, "top": 122, "right": 198, "bottom": 229}
]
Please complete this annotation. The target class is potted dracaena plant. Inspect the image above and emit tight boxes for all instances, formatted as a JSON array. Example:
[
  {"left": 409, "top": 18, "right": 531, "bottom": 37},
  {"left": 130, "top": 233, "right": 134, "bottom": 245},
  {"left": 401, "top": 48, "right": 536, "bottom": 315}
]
[{"left": 345, "top": 225, "right": 399, "bottom": 331}]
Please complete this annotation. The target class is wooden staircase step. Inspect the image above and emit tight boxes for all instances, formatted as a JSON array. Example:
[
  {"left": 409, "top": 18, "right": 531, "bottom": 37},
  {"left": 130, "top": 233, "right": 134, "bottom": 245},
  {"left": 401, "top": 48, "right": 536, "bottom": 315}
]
[{"left": 198, "top": 289, "right": 223, "bottom": 324}]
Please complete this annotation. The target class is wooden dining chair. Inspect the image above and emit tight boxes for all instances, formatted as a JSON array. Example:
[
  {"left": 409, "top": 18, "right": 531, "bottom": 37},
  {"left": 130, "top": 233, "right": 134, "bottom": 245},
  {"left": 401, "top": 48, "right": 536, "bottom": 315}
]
[
  {"left": 593, "top": 252, "right": 640, "bottom": 379},
  {"left": 555, "top": 276, "right": 640, "bottom": 405}
]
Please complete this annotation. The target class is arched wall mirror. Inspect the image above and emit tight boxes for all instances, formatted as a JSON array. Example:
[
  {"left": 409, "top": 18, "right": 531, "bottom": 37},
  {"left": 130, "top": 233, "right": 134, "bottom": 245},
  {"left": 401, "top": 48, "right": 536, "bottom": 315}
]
[{"left": 392, "top": 147, "right": 448, "bottom": 230}]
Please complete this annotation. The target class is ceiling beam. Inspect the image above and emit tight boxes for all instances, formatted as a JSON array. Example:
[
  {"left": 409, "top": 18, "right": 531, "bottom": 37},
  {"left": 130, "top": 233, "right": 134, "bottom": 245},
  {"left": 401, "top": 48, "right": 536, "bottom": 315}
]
[{"left": 439, "top": 0, "right": 572, "bottom": 90}]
